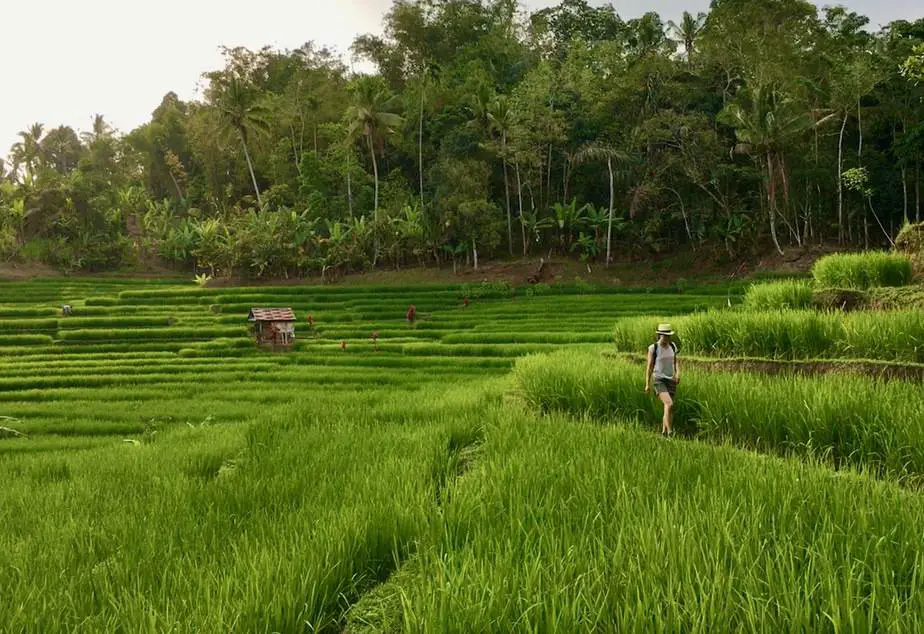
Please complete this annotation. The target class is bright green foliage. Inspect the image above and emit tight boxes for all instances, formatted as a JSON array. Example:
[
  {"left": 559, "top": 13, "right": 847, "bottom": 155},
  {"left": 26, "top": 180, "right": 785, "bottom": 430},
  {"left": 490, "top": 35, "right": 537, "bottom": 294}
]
[
  {"left": 3, "top": 278, "right": 924, "bottom": 631},
  {"left": 812, "top": 251, "right": 913, "bottom": 289},
  {"left": 367, "top": 415, "right": 924, "bottom": 632},
  {"left": 896, "top": 221, "right": 924, "bottom": 273},
  {"left": 3, "top": 6, "right": 924, "bottom": 274},
  {"left": 516, "top": 350, "right": 924, "bottom": 481},
  {"left": 0, "top": 333, "right": 53, "bottom": 346},
  {"left": 742, "top": 279, "right": 814, "bottom": 310},
  {"left": 613, "top": 310, "right": 924, "bottom": 361}
]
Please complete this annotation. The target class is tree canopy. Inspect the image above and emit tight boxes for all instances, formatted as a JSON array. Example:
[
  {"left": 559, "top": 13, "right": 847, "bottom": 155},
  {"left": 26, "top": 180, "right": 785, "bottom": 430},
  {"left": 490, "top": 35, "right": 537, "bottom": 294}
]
[{"left": 2, "top": 1, "right": 923, "bottom": 276}]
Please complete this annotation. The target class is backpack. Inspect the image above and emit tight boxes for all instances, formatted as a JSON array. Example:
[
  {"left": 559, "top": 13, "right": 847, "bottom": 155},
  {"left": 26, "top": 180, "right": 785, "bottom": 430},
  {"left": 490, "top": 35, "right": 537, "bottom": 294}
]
[{"left": 651, "top": 341, "right": 678, "bottom": 362}]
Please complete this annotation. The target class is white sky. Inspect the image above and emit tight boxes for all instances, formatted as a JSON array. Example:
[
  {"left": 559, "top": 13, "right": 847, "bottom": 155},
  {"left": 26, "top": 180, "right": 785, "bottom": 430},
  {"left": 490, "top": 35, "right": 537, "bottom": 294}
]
[{"left": 1, "top": 0, "right": 920, "bottom": 160}]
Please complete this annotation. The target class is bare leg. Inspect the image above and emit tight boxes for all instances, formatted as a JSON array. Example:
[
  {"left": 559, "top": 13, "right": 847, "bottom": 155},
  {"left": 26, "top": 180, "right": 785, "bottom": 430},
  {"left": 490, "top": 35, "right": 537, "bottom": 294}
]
[{"left": 658, "top": 392, "right": 674, "bottom": 435}]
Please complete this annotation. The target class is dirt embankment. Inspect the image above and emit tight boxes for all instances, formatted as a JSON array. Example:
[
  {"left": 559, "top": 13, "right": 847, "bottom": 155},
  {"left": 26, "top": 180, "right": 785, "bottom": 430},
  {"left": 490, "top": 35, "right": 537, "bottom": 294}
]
[
  {"left": 2, "top": 244, "right": 836, "bottom": 287},
  {"left": 0, "top": 261, "right": 59, "bottom": 280}
]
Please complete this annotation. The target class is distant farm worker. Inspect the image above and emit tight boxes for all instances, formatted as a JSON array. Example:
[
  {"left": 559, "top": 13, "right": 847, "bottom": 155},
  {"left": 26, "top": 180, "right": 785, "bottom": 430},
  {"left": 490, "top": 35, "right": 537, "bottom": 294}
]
[
  {"left": 406, "top": 304, "right": 417, "bottom": 324},
  {"left": 644, "top": 323, "right": 680, "bottom": 437}
]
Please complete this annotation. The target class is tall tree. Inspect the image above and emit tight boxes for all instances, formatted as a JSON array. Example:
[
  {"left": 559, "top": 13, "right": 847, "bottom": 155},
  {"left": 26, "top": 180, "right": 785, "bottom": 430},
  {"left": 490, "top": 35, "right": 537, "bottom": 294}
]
[
  {"left": 212, "top": 77, "right": 270, "bottom": 208},
  {"left": 9, "top": 123, "right": 46, "bottom": 181},
  {"left": 719, "top": 83, "right": 820, "bottom": 254},
  {"left": 80, "top": 114, "right": 113, "bottom": 144},
  {"left": 668, "top": 11, "right": 706, "bottom": 66},
  {"left": 487, "top": 96, "right": 516, "bottom": 255},
  {"left": 41, "top": 126, "right": 83, "bottom": 174},
  {"left": 574, "top": 144, "right": 628, "bottom": 266},
  {"left": 345, "top": 76, "right": 404, "bottom": 220}
]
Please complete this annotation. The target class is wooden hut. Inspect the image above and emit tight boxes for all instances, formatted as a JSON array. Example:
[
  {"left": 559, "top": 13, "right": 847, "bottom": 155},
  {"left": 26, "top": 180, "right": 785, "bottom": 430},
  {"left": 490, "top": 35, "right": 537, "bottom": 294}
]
[{"left": 248, "top": 308, "right": 296, "bottom": 348}]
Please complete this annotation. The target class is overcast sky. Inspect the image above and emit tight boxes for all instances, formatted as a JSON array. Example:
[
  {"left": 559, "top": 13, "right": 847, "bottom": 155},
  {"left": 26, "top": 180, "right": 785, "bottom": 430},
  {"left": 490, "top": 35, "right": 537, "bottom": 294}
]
[{"left": 1, "top": 0, "right": 920, "bottom": 159}]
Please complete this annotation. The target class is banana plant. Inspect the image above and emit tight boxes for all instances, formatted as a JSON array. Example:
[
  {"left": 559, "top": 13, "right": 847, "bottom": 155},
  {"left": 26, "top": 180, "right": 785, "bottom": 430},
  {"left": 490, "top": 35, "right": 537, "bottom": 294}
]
[
  {"left": 440, "top": 242, "right": 470, "bottom": 274},
  {"left": 582, "top": 204, "right": 609, "bottom": 245},
  {"left": 520, "top": 209, "right": 555, "bottom": 255},
  {"left": 192, "top": 218, "right": 230, "bottom": 276},
  {"left": 291, "top": 209, "right": 319, "bottom": 250},
  {"left": 551, "top": 199, "right": 589, "bottom": 252},
  {"left": 571, "top": 231, "right": 601, "bottom": 263}
]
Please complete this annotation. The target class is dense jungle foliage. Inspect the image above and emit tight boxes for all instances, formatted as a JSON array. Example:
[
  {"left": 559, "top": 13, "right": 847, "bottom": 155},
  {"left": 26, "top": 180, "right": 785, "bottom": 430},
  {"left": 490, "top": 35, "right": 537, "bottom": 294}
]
[{"left": 2, "top": 0, "right": 924, "bottom": 276}]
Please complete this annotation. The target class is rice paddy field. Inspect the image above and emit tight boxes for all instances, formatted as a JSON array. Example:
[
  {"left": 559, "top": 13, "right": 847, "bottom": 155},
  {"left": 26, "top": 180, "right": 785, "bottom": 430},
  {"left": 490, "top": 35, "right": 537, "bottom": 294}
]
[{"left": 2, "top": 275, "right": 923, "bottom": 632}]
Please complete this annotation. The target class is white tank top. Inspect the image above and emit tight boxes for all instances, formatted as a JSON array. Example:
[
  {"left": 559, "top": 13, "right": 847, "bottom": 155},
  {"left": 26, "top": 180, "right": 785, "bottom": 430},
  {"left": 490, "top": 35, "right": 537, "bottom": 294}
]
[{"left": 649, "top": 343, "right": 675, "bottom": 380}]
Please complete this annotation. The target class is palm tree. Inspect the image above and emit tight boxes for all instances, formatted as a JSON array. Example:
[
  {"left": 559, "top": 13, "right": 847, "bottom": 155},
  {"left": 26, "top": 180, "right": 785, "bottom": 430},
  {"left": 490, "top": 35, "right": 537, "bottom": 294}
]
[
  {"left": 487, "top": 96, "right": 515, "bottom": 256},
  {"left": 718, "top": 84, "right": 829, "bottom": 255},
  {"left": 10, "top": 123, "right": 45, "bottom": 180},
  {"left": 80, "top": 114, "right": 112, "bottom": 144},
  {"left": 345, "top": 76, "right": 403, "bottom": 221},
  {"left": 574, "top": 144, "right": 629, "bottom": 267},
  {"left": 668, "top": 12, "right": 706, "bottom": 66},
  {"left": 214, "top": 77, "right": 270, "bottom": 208},
  {"left": 468, "top": 83, "right": 494, "bottom": 130}
]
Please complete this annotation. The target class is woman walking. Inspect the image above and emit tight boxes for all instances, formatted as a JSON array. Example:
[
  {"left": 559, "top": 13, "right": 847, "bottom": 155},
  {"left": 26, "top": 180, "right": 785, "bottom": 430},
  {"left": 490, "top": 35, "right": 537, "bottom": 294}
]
[{"left": 644, "top": 323, "right": 680, "bottom": 436}]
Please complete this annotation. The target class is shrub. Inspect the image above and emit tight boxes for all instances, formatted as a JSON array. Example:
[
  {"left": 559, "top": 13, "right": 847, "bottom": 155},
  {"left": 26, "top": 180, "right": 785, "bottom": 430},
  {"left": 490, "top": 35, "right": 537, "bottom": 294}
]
[
  {"left": 896, "top": 221, "right": 924, "bottom": 274},
  {"left": 811, "top": 288, "right": 868, "bottom": 311},
  {"left": 868, "top": 286, "right": 924, "bottom": 310},
  {"left": 742, "top": 280, "right": 813, "bottom": 310},
  {"left": 459, "top": 281, "right": 514, "bottom": 299},
  {"left": 812, "top": 251, "right": 912, "bottom": 289}
]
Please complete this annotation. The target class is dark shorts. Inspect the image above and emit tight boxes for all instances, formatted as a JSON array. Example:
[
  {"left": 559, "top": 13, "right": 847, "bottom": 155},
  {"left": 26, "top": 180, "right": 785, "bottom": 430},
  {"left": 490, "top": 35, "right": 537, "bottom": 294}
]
[{"left": 654, "top": 378, "right": 676, "bottom": 397}]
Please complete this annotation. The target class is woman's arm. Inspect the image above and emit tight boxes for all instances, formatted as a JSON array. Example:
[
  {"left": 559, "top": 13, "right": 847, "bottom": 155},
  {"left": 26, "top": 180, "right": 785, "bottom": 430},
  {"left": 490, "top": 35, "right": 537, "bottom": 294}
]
[
  {"left": 674, "top": 355, "right": 680, "bottom": 384},
  {"left": 645, "top": 346, "right": 654, "bottom": 392}
]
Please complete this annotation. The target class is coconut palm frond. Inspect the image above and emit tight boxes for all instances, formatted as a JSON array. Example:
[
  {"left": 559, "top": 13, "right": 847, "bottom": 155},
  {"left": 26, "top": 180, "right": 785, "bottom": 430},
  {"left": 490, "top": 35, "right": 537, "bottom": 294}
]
[{"left": 573, "top": 143, "right": 630, "bottom": 166}]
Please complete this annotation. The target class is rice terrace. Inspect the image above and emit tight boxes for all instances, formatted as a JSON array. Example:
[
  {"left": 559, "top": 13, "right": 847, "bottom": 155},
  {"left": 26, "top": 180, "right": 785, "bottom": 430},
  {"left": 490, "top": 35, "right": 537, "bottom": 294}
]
[
  {"left": 4, "top": 0, "right": 924, "bottom": 630},
  {"left": 0, "top": 247, "right": 922, "bottom": 632}
]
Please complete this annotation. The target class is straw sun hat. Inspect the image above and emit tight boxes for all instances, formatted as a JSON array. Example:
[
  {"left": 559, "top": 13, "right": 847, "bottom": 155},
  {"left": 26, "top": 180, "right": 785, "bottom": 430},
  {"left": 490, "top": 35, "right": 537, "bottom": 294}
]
[{"left": 656, "top": 323, "right": 675, "bottom": 336}]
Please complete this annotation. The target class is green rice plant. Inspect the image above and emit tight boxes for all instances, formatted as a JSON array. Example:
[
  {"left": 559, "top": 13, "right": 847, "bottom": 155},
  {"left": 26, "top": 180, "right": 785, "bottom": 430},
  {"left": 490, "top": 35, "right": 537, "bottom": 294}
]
[
  {"left": 742, "top": 279, "right": 814, "bottom": 310},
  {"left": 56, "top": 326, "right": 248, "bottom": 342},
  {"left": 369, "top": 412, "right": 924, "bottom": 632},
  {"left": 36, "top": 342, "right": 193, "bottom": 354},
  {"left": 442, "top": 332, "right": 613, "bottom": 345},
  {"left": 113, "top": 296, "right": 204, "bottom": 306},
  {"left": 613, "top": 310, "right": 924, "bottom": 361},
  {"left": 7, "top": 275, "right": 924, "bottom": 632},
  {"left": 867, "top": 285, "right": 924, "bottom": 310},
  {"left": 0, "top": 397, "right": 481, "bottom": 631},
  {"left": 0, "top": 307, "right": 58, "bottom": 317},
  {"left": 812, "top": 251, "right": 913, "bottom": 289},
  {"left": 58, "top": 316, "right": 174, "bottom": 329},
  {"left": 71, "top": 305, "right": 207, "bottom": 316},
  {"left": 84, "top": 297, "right": 120, "bottom": 306},
  {"left": 117, "top": 287, "right": 216, "bottom": 299},
  {"left": 0, "top": 318, "right": 59, "bottom": 332},
  {"left": 315, "top": 327, "right": 448, "bottom": 341},
  {"left": 0, "top": 334, "right": 54, "bottom": 346},
  {"left": 3, "top": 360, "right": 280, "bottom": 380},
  {"left": 515, "top": 350, "right": 924, "bottom": 481}
]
